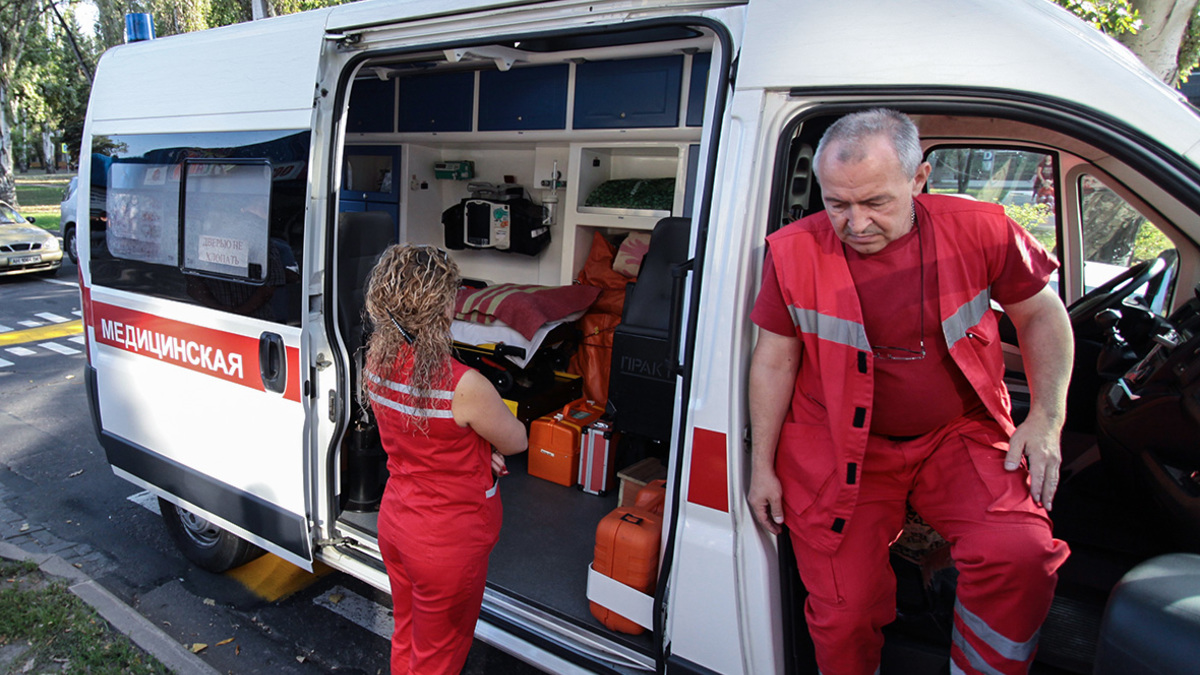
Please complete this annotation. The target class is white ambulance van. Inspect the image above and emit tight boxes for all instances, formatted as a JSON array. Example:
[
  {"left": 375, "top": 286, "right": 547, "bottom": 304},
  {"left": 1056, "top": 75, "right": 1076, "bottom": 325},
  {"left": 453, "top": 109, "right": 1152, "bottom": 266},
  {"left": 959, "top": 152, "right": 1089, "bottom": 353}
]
[{"left": 78, "top": 0, "right": 1200, "bottom": 672}]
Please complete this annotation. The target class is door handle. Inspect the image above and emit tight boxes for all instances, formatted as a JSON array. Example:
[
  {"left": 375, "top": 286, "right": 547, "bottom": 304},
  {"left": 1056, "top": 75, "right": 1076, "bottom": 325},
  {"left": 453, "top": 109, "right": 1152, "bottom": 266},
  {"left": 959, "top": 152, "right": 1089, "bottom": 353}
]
[
  {"left": 667, "top": 258, "right": 694, "bottom": 374},
  {"left": 259, "top": 332, "right": 287, "bottom": 394}
]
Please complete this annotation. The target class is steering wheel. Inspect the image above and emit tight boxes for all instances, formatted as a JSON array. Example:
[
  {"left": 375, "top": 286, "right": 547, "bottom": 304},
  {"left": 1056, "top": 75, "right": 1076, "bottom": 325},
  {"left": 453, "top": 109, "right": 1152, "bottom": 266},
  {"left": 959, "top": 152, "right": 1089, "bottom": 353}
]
[{"left": 1068, "top": 254, "right": 1172, "bottom": 335}]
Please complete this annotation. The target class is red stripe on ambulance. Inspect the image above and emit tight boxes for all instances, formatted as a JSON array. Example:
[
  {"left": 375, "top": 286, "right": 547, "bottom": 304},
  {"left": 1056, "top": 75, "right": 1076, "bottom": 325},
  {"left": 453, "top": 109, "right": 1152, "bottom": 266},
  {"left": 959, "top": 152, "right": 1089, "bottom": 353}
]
[
  {"left": 687, "top": 427, "right": 729, "bottom": 512},
  {"left": 90, "top": 301, "right": 300, "bottom": 402}
]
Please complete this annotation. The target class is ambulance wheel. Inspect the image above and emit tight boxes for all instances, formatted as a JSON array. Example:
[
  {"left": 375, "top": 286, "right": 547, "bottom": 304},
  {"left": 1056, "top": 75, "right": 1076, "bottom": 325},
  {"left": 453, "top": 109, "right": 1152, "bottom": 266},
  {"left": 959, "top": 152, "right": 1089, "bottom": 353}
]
[{"left": 159, "top": 498, "right": 263, "bottom": 573}]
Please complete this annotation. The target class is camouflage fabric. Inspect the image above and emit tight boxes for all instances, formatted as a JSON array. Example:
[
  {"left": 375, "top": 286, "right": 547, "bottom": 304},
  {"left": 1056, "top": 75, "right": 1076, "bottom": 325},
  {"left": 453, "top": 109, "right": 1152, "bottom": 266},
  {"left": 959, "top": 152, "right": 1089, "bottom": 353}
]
[
  {"left": 583, "top": 178, "right": 675, "bottom": 211},
  {"left": 890, "top": 503, "right": 950, "bottom": 567}
]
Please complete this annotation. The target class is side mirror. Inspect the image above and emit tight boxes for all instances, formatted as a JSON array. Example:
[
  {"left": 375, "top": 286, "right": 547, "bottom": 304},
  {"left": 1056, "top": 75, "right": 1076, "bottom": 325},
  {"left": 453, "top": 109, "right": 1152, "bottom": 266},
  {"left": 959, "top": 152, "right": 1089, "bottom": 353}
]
[{"left": 26, "top": 216, "right": 35, "bottom": 224}]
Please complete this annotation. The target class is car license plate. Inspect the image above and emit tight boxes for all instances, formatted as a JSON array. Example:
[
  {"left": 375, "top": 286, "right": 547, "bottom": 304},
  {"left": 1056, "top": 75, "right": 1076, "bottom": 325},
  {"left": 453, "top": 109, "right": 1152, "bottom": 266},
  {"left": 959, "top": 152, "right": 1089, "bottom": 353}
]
[{"left": 11, "top": 254, "right": 40, "bottom": 265}]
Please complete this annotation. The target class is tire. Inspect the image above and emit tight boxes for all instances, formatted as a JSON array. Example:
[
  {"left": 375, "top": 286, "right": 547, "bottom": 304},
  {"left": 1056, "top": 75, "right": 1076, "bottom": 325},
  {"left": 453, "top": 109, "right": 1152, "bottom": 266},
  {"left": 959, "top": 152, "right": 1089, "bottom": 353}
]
[
  {"left": 158, "top": 498, "right": 263, "bottom": 572},
  {"left": 63, "top": 225, "right": 78, "bottom": 265}
]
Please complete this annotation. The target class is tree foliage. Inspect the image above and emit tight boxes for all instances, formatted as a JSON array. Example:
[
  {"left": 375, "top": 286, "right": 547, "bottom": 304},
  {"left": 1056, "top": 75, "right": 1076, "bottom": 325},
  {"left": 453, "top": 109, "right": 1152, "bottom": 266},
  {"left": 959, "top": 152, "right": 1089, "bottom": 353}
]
[
  {"left": 1053, "top": 0, "right": 1200, "bottom": 84},
  {"left": 1053, "top": 0, "right": 1144, "bottom": 35}
]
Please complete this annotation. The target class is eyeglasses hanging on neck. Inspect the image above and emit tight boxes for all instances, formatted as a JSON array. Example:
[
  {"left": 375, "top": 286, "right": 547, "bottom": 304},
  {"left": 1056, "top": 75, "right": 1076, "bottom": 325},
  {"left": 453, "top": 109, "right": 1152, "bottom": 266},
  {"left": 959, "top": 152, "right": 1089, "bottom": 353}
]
[{"left": 871, "top": 205, "right": 926, "bottom": 362}]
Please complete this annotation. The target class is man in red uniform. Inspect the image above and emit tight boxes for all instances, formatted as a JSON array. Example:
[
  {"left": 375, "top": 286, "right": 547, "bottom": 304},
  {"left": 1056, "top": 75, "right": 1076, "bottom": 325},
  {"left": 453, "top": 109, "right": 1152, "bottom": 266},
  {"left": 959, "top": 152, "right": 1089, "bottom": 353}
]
[{"left": 748, "top": 109, "right": 1072, "bottom": 675}]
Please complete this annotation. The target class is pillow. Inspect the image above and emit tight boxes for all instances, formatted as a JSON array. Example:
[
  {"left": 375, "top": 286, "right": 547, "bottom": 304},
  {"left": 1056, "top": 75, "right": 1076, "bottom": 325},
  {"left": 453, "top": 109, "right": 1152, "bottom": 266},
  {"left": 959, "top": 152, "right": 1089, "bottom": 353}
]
[
  {"left": 612, "top": 232, "right": 652, "bottom": 278},
  {"left": 576, "top": 231, "right": 631, "bottom": 291},
  {"left": 455, "top": 283, "right": 601, "bottom": 340}
]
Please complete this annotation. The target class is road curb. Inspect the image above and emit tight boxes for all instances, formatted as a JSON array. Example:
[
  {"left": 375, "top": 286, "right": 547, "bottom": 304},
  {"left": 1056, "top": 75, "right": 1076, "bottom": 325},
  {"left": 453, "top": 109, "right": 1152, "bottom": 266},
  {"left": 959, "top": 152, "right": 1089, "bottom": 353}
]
[{"left": 0, "top": 541, "right": 221, "bottom": 675}]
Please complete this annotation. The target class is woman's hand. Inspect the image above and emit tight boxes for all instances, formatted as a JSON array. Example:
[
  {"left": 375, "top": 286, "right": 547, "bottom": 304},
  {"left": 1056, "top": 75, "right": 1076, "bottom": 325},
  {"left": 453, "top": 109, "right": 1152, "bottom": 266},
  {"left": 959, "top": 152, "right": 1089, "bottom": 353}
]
[{"left": 491, "top": 449, "right": 508, "bottom": 479}]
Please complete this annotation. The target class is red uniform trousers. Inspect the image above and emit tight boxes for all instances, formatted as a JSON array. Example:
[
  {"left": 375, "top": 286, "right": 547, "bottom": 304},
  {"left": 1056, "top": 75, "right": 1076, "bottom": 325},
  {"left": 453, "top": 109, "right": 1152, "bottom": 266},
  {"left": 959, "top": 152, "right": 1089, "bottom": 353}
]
[
  {"left": 378, "top": 485, "right": 501, "bottom": 675},
  {"left": 788, "top": 412, "right": 1069, "bottom": 675}
]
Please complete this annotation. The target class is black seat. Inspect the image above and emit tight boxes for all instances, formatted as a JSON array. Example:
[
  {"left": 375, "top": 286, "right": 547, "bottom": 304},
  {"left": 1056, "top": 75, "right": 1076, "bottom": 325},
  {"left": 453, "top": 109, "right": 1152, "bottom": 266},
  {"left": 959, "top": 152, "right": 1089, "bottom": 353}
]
[
  {"left": 337, "top": 211, "right": 396, "bottom": 362},
  {"left": 607, "top": 217, "right": 691, "bottom": 442},
  {"left": 335, "top": 211, "right": 395, "bottom": 512}
]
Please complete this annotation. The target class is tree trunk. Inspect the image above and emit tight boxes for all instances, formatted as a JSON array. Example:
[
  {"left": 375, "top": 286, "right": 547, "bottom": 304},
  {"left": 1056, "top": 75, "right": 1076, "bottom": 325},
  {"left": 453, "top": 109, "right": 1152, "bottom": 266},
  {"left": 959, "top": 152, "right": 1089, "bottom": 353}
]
[
  {"left": 0, "top": 81, "right": 17, "bottom": 207},
  {"left": 1119, "top": 0, "right": 1200, "bottom": 84},
  {"left": 41, "top": 130, "right": 56, "bottom": 175}
]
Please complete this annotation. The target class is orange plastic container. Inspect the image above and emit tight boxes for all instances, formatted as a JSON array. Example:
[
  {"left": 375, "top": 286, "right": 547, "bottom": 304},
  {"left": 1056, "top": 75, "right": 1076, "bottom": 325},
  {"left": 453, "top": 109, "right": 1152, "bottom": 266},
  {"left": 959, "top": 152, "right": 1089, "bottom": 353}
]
[
  {"left": 528, "top": 400, "right": 603, "bottom": 486},
  {"left": 633, "top": 479, "right": 667, "bottom": 515},
  {"left": 590, "top": 505, "right": 663, "bottom": 635}
]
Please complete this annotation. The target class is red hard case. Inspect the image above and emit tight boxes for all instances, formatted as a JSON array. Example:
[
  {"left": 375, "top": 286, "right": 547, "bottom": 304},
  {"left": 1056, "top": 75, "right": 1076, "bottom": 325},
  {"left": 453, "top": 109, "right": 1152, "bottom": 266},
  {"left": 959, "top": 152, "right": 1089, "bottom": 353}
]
[
  {"left": 590, "top": 505, "right": 663, "bottom": 635},
  {"left": 578, "top": 418, "right": 617, "bottom": 495},
  {"left": 528, "top": 400, "right": 604, "bottom": 486}
]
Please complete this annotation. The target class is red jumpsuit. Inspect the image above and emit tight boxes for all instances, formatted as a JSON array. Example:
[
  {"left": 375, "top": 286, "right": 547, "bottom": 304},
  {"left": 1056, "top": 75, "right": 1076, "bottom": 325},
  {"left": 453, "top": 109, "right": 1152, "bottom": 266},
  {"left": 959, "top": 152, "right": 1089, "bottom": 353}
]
[
  {"left": 368, "top": 357, "right": 501, "bottom": 675},
  {"left": 752, "top": 194, "right": 1070, "bottom": 674}
]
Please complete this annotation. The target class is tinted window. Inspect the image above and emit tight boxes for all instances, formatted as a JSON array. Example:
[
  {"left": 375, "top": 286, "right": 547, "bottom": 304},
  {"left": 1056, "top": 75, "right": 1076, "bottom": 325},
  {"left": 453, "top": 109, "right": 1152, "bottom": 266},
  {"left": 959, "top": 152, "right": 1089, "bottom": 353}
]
[
  {"left": 926, "top": 147, "right": 1058, "bottom": 256},
  {"left": 90, "top": 130, "right": 309, "bottom": 326},
  {"left": 1078, "top": 172, "right": 1176, "bottom": 312}
]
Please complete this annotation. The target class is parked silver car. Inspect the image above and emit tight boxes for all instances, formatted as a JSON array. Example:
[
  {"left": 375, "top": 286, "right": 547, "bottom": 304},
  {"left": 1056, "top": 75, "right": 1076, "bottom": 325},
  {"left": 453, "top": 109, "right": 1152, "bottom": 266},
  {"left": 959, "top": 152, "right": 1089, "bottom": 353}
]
[
  {"left": 59, "top": 176, "right": 78, "bottom": 264},
  {"left": 0, "top": 201, "right": 61, "bottom": 277}
]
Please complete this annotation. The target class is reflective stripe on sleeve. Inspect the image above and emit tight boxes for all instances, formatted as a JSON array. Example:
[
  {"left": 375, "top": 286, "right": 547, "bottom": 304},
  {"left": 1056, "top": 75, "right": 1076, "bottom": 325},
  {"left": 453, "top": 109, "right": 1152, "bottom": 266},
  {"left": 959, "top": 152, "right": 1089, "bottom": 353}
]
[
  {"left": 788, "top": 306, "right": 871, "bottom": 352},
  {"left": 942, "top": 288, "right": 992, "bottom": 349}
]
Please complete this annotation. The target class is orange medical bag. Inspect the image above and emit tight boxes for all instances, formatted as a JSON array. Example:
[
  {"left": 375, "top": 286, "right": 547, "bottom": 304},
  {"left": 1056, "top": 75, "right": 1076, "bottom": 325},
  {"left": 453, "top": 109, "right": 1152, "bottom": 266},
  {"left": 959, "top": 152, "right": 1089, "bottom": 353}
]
[
  {"left": 590, "top": 504, "right": 663, "bottom": 635},
  {"left": 527, "top": 400, "right": 604, "bottom": 486}
]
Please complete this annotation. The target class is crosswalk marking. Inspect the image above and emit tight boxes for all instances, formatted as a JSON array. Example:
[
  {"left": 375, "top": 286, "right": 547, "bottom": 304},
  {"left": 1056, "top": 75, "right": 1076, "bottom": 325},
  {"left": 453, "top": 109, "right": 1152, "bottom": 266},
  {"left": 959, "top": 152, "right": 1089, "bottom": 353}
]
[
  {"left": 39, "top": 342, "right": 80, "bottom": 355},
  {"left": 0, "top": 311, "right": 87, "bottom": 365},
  {"left": 315, "top": 586, "right": 392, "bottom": 640},
  {"left": 39, "top": 278, "right": 78, "bottom": 288},
  {"left": 72, "top": 310, "right": 82, "bottom": 317},
  {"left": 127, "top": 490, "right": 162, "bottom": 515}
]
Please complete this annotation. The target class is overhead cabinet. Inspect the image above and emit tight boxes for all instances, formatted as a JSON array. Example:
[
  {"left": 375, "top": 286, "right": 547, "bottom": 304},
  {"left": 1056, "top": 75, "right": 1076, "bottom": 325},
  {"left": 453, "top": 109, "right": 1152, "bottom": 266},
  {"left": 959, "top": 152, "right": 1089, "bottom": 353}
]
[
  {"left": 573, "top": 55, "right": 684, "bottom": 129},
  {"left": 397, "top": 71, "right": 475, "bottom": 133},
  {"left": 351, "top": 54, "right": 708, "bottom": 137},
  {"left": 687, "top": 52, "right": 710, "bottom": 127},
  {"left": 346, "top": 78, "right": 395, "bottom": 133},
  {"left": 478, "top": 64, "right": 570, "bottom": 131}
]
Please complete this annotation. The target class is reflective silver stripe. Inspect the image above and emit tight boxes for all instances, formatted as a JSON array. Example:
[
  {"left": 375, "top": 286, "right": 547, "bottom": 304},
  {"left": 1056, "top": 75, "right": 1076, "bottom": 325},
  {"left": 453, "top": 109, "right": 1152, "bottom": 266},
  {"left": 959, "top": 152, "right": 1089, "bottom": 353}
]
[
  {"left": 364, "top": 370, "right": 454, "bottom": 400},
  {"left": 950, "top": 624, "right": 1008, "bottom": 672},
  {"left": 788, "top": 306, "right": 871, "bottom": 352},
  {"left": 367, "top": 390, "right": 455, "bottom": 419},
  {"left": 942, "top": 288, "right": 991, "bottom": 349},
  {"left": 954, "top": 598, "right": 1039, "bottom": 664}
]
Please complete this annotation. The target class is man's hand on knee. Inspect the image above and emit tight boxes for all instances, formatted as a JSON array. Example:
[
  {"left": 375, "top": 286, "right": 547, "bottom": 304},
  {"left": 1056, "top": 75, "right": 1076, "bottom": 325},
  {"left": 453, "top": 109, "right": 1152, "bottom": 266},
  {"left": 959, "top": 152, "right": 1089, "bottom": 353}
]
[{"left": 1005, "top": 416, "right": 1062, "bottom": 511}]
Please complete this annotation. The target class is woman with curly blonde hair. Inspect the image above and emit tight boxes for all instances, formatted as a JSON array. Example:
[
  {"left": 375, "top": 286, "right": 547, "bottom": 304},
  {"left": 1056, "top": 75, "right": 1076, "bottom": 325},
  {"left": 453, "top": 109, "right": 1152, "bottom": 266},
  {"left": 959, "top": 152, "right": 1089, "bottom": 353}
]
[{"left": 363, "top": 243, "right": 526, "bottom": 675}]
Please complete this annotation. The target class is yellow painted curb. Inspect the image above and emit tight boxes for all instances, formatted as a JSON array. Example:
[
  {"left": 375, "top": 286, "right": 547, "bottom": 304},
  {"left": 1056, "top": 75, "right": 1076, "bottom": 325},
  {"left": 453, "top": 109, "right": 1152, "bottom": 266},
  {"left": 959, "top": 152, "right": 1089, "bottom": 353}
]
[
  {"left": 0, "top": 319, "right": 83, "bottom": 346},
  {"left": 226, "top": 553, "right": 333, "bottom": 602}
]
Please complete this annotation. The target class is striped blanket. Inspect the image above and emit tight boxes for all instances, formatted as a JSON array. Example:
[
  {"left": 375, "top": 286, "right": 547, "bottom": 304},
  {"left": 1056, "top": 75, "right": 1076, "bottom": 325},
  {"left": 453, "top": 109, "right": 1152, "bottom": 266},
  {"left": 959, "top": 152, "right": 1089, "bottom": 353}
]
[{"left": 455, "top": 283, "right": 601, "bottom": 340}]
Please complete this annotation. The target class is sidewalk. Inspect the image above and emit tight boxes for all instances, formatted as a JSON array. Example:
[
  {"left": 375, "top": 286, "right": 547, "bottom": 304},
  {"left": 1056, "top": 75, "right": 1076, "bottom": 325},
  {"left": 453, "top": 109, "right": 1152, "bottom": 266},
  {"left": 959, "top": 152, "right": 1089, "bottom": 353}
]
[{"left": 0, "top": 484, "right": 219, "bottom": 675}]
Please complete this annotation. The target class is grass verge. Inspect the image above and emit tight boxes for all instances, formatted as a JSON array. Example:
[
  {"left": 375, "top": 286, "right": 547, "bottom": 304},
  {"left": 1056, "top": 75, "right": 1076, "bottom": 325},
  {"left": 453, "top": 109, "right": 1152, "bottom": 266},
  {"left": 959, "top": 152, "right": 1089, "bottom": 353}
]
[
  {"left": 13, "top": 173, "right": 71, "bottom": 233},
  {"left": 0, "top": 559, "right": 171, "bottom": 674}
]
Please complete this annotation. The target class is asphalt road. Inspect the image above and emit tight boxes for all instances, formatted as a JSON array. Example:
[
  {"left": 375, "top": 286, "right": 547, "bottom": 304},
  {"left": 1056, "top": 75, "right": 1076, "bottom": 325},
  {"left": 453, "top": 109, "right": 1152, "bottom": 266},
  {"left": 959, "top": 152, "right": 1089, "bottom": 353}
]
[{"left": 0, "top": 257, "right": 542, "bottom": 675}]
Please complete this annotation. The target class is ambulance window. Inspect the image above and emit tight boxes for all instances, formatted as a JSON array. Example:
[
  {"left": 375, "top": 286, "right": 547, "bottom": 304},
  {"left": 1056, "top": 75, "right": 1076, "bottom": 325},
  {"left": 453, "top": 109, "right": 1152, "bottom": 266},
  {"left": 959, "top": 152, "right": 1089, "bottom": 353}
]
[
  {"left": 1078, "top": 172, "right": 1176, "bottom": 313},
  {"left": 89, "top": 130, "right": 309, "bottom": 326},
  {"left": 926, "top": 148, "right": 1059, "bottom": 258},
  {"left": 181, "top": 161, "right": 272, "bottom": 282},
  {"left": 106, "top": 162, "right": 180, "bottom": 266}
]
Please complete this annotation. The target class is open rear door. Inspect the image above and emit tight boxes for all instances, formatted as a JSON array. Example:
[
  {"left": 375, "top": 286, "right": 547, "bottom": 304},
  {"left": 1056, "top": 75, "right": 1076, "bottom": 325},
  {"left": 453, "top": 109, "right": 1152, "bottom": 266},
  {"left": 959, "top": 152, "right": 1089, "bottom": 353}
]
[{"left": 82, "top": 10, "right": 333, "bottom": 569}]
